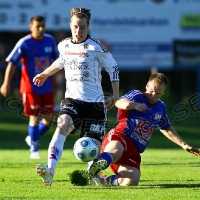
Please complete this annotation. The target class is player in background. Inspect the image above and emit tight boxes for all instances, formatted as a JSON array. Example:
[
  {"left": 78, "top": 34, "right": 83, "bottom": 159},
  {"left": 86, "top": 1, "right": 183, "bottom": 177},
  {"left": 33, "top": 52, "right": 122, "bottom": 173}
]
[
  {"left": 33, "top": 7, "right": 119, "bottom": 186},
  {"left": 89, "top": 72, "right": 200, "bottom": 186},
  {"left": 0, "top": 16, "right": 59, "bottom": 159}
]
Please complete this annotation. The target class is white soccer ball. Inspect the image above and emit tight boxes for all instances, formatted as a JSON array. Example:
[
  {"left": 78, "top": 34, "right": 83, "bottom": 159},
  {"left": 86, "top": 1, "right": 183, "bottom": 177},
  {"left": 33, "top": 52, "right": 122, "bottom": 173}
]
[{"left": 73, "top": 137, "right": 99, "bottom": 162}]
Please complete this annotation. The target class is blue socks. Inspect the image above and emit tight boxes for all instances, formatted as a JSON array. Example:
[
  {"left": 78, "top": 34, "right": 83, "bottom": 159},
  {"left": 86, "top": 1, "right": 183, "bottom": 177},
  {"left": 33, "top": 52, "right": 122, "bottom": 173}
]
[
  {"left": 98, "top": 152, "right": 113, "bottom": 168},
  {"left": 38, "top": 120, "right": 50, "bottom": 137},
  {"left": 106, "top": 175, "right": 119, "bottom": 185},
  {"left": 28, "top": 120, "right": 50, "bottom": 152},
  {"left": 28, "top": 125, "right": 39, "bottom": 152},
  {"left": 96, "top": 152, "right": 119, "bottom": 185},
  {"left": 98, "top": 152, "right": 119, "bottom": 185}
]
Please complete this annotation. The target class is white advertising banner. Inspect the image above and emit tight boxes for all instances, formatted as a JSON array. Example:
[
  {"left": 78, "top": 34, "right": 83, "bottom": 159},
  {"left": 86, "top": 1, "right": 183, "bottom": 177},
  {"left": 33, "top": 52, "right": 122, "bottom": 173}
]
[{"left": 0, "top": 0, "right": 200, "bottom": 68}]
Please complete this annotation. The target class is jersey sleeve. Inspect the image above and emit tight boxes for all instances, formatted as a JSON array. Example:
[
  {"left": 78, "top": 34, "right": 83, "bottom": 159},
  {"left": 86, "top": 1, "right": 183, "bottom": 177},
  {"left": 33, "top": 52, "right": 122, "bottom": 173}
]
[
  {"left": 120, "top": 90, "right": 141, "bottom": 101},
  {"left": 97, "top": 51, "right": 119, "bottom": 82},
  {"left": 6, "top": 38, "right": 26, "bottom": 66},
  {"left": 52, "top": 56, "right": 64, "bottom": 69},
  {"left": 53, "top": 41, "right": 65, "bottom": 69}
]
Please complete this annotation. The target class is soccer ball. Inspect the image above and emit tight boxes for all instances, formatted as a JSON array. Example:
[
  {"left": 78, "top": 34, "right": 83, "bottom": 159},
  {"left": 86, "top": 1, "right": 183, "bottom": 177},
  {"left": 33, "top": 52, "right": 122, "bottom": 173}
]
[{"left": 73, "top": 137, "right": 99, "bottom": 162}]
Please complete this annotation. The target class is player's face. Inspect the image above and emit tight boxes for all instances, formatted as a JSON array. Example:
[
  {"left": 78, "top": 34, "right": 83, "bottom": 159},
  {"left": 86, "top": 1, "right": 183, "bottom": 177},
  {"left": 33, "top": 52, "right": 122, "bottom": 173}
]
[
  {"left": 29, "top": 20, "right": 45, "bottom": 39},
  {"left": 70, "top": 16, "right": 89, "bottom": 43},
  {"left": 145, "top": 81, "right": 165, "bottom": 104}
]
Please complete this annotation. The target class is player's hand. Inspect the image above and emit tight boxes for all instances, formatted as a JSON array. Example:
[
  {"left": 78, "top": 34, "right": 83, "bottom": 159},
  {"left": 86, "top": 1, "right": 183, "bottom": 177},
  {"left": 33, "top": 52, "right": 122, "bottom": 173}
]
[
  {"left": 33, "top": 74, "right": 48, "bottom": 87},
  {"left": 183, "top": 145, "right": 200, "bottom": 156},
  {"left": 134, "top": 102, "right": 151, "bottom": 112},
  {"left": 105, "top": 95, "right": 118, "bottom": 110},
  {"left": 0, "top": 83, "right": 10, "bottom": 97}
]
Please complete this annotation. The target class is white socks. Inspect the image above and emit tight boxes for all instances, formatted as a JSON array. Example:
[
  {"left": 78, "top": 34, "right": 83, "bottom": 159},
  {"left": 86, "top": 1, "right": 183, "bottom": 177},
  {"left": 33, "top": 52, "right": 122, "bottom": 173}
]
[{"left": 47, "top": 133, "right": 66, "bottom": 174}]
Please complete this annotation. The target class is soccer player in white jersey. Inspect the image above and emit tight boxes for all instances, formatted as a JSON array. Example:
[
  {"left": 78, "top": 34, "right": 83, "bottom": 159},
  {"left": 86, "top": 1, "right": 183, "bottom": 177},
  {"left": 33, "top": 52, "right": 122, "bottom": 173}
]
[{"left": 33, "top": 7, "right": 119, "bottom": 186}]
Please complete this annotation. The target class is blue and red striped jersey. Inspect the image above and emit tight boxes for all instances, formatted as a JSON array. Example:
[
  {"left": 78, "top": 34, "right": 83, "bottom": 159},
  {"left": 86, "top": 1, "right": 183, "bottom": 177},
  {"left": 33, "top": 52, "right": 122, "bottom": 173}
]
[
  {"left": 6, "top": 34, "right": 59, "bottom": 94},
  {"left": 115, "top": 90, "right": 171, "bottom": 153}
]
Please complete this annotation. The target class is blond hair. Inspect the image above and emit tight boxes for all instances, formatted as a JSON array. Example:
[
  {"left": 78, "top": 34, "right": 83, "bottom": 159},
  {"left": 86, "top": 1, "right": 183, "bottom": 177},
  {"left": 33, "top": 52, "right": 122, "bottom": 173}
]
[
  {"left": 70, "top": 8, "right": 91, "bottom": 25},
  {"left": 148, "top": 73, "right": 168, "bottom": 87}
]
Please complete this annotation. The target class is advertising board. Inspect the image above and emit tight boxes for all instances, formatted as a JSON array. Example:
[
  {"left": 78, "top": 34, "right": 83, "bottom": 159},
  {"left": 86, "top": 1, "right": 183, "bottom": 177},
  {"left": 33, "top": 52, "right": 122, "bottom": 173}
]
[{"left": 0, "top": 0, "right": 200, "bottom": 68}]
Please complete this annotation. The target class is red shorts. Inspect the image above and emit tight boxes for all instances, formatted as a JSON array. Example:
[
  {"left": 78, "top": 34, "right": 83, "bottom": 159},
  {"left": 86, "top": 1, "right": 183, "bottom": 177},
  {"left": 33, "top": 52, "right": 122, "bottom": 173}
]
[
  {"left": 21, "top": 92, "right": 55, "bottom": 116},
  {"left": 101, "top": 128, "right": 141, "bottom": 174}
]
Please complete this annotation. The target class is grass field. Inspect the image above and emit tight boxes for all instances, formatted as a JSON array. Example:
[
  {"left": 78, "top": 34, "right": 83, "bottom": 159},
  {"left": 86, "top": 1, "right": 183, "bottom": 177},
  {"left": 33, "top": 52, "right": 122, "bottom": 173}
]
[
  {"left": 0, "top": 149, "right": 200, "bottom": 200},
  {"left": 0, "top": 105, "right": 200, "bottom": 199}
]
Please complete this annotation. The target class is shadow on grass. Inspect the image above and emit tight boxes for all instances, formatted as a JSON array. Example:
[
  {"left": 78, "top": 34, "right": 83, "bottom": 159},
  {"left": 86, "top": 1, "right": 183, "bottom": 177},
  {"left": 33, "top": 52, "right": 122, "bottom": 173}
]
[
  {"left": 143, "top": 162, "right": 200, "bottom": 166},
  {"left": 51, "top": 182, "right": 200, "bottom": 189},
  {"left": 140, "top": 181, "right": 200, "bottom": 189}
]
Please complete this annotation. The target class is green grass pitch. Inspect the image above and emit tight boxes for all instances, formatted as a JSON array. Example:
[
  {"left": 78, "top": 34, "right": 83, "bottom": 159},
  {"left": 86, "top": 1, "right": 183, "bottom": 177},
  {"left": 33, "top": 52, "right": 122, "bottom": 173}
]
[{"left": 0, "top": 108, "right": 200, "bottom": 199}]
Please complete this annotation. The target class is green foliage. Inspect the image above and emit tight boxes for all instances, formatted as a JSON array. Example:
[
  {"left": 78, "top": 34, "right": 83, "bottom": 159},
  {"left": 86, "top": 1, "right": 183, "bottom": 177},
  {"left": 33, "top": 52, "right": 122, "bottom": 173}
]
[{"left": 69, "top": 170, "right": 89, "bottom": 186}]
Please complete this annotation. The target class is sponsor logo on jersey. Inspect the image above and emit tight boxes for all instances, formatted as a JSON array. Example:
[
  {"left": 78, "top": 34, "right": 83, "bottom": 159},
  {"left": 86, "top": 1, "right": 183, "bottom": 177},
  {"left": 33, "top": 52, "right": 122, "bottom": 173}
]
[
  {"left": 84, "top": 44, "right": 89, "bottom": 49},
  {"left": 64, "top": 51, "right": 88, "bottom": 57},
  {"left": 68, "top": 76, "right": 89, "bottom": 82},
  {"left": 65, "top": 59, "right": 89, "bottom": 70},
  {"left": 154, "top": 113, "right": 162, "bottom": 121},
  {"left": 44, "top": 47, "right": 52, "bottom": 52},
  {"left": 35, "top": 56, "right": 51, "bottom": 73},
  {"left": 83, "top": 71, "right": 90, "bottom": 78},
  {"left": 131, "top": 118, "right": 154, "bottom": 145}
]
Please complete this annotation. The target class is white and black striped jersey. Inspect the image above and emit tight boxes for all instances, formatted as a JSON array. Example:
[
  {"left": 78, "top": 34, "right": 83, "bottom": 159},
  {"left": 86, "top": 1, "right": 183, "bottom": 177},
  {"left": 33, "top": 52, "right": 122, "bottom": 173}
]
[{"left": 54, "top": 35, "right": 119, "bottom": 102}]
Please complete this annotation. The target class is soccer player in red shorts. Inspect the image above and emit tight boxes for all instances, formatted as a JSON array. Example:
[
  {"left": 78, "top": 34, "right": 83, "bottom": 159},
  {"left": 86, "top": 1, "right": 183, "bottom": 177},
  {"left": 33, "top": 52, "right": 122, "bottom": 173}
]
[
  {"left": 0, "top": 16, "right": 59, "bottom": 159},
  {"left": 89, "top": 73, "right": 200, "bottom": 186}
]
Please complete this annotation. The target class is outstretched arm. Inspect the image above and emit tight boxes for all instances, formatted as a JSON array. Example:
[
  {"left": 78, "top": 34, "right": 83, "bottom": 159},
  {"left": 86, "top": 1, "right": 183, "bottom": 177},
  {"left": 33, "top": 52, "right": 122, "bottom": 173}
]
[
  {"left": 33, "top": 63, "right": 61, "bottom": 87},
  {"left": 160, "top": 126, "right": 200, "bottom": 156}
]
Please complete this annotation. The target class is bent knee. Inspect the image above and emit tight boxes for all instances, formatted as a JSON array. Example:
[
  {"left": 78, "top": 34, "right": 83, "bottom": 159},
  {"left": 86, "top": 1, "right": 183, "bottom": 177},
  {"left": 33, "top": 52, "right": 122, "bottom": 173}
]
[{"left": 56, "top": 114, "right": 74, "bottom": 135}]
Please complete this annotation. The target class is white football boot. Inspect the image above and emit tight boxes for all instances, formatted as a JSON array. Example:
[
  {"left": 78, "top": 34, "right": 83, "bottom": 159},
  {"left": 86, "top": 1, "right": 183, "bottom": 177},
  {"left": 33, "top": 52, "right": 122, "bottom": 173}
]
[{"left": 36, "top": 164, "right": 53, "bottom": 186}]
